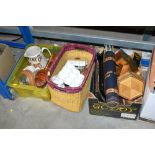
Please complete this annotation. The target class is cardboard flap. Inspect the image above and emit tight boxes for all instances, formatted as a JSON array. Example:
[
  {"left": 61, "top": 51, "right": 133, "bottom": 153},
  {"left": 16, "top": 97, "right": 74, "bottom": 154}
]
[{"left": 0, "top": 44, "right": 15, "bottom": 81}]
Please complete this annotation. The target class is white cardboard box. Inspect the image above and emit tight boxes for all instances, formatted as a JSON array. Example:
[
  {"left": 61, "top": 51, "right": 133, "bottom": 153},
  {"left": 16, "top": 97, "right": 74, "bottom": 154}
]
[{"left": 140, "top": 50, "right": 155, "bottom": 121}]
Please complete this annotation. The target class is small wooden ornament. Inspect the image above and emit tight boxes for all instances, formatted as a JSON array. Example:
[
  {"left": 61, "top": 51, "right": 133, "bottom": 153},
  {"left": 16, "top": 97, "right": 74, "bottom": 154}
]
[
  {"left": 118, "top": 72, "right": 144, "bottom": 100},
  {"left": 115, "top": 49, "right": 138, "bottom": 73}
]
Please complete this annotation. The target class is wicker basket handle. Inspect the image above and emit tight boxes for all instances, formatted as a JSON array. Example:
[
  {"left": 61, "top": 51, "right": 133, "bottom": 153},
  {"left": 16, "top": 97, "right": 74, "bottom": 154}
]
[{"left": 63, "top": 43, "right": 95, "bottom": 55}]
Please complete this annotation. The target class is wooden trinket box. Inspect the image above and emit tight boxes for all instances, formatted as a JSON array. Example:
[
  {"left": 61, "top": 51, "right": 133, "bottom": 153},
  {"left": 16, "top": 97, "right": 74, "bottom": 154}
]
[{"left": 118, "top": 72, "right": 144, "bottom": 100}]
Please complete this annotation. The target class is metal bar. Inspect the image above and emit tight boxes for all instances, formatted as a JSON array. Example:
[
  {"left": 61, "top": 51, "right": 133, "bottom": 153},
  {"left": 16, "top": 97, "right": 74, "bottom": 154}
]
[
  {"left": 0, "top": 79, "right": 13, "bottom": 100},
  {"left": 142, "top": 34, "right": 151, "bottom": 41},
  {"left": 0, "top": 26, "right": 34, "bottom": 48},
  {"left": 32, "top": 30, "right": 155, "bottom": 51},
  {"left": 0, "top": 27, "right": 19, "bottom": 35},
  {"left": 0, "top": 26, "right": 155, "bottom": 51},
  {"left": 142, "top": 27, "right": 154, "bottom": 41},
  {"left": 0, "top": 26, "right": 34, "bottom": 100},
  {"left": 18, "top": 26, "right": 34, "bottom": 44},
  {"left": 5, "top": 52, "right": 23, "bottom": 83},
  {"left": 31, "top": 27, "right": 155, "bottom": 51},
  {"left": 0, "top": 40, "right": 26, "bottom": 48}
]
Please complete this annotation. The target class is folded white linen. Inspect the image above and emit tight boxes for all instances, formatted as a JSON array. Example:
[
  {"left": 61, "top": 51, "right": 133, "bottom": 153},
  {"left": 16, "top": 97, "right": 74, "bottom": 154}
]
[{"left": 51, "top": 60, "right": 85, "bottom": 88}]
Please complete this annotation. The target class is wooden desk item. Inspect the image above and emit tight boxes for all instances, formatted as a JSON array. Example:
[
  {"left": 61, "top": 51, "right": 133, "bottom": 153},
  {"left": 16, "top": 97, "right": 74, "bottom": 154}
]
[
  {"left": 115, "top": 49, "right": 138, "bottom": 73},
  {"left": 118, "top": 72, "right": 144, "bottom": 100}
]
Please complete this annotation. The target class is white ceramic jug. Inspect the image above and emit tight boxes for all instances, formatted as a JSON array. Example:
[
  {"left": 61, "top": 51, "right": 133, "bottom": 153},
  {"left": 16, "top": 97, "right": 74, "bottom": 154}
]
[{"left": 24, "top": 46, "right": 51, "bottom": 68}]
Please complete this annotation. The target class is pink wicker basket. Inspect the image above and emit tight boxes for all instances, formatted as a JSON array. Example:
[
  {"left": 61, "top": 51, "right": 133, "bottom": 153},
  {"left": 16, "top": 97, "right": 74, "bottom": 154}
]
[{"left": 47, "top": 43, "right": 96, "bottom": 112}]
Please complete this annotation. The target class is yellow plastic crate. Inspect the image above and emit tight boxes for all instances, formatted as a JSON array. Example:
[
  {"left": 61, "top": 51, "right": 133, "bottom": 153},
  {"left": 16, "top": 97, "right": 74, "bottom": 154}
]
[{"left": 7, "top": 44, "right": 61, "bottom": 100}]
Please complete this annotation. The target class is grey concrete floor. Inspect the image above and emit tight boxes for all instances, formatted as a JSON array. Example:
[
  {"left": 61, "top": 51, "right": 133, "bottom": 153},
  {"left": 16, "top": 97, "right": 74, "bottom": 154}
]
[
  {"left": 0, "top": 35, "right": 155, "bottom": 129},
  {"left": 0, "top": 96, "right": 155, "bottom": 129}
]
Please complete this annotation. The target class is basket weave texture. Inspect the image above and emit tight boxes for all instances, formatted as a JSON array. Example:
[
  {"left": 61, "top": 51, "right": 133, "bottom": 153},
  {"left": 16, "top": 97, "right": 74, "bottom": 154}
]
[{"left": 47, "top": 44, "right": 96, "bottom": 112}]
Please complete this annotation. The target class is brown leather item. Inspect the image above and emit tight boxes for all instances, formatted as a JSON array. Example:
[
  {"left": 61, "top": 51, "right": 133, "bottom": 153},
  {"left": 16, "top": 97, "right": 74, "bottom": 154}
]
[{"left": 20, "top": 70, "right": 36, "bottom": 86}]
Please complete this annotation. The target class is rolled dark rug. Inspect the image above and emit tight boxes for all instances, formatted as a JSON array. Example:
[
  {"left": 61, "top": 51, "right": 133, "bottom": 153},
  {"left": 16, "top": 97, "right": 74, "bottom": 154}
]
[{"left": 103, "top": 45, "right": 120, "bottom": 107}]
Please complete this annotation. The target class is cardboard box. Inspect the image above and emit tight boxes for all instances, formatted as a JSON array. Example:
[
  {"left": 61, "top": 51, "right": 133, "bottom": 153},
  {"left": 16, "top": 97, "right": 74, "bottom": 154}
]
[
  {"left": 88, "top": 48, "right": 144, "bottom": 120},
  {"left": 89, "top": 92, "right": 142, "bottom": 120},
  {"left": 140, "top": 50, "right": 155, "bottom": 121},
  {"left": 0, "top": 44, "right": 15, "bottom": 81}
]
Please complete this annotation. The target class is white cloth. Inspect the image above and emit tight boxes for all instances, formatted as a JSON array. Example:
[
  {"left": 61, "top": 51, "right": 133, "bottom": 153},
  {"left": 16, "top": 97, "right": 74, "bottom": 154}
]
[{"left": 51, "top": 61, "right": 85, "bottom": 88}]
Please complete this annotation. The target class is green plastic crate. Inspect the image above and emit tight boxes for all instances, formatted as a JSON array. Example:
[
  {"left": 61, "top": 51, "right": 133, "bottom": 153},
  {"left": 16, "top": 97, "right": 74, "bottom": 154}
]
[{"left": 7, "top": 44, "right": 62, "bottom": 100}]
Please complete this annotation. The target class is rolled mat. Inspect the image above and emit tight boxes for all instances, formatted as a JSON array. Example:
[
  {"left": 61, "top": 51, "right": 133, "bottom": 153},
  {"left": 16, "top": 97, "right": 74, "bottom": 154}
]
[{"left": 103, "top": 50, "right": 119, "bottom": 107}]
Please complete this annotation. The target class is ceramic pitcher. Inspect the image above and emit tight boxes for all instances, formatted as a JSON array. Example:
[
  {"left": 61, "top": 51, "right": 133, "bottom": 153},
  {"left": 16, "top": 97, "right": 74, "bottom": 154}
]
[{"left": 24, "top": 46, "right": 51, "bottom": 68}]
